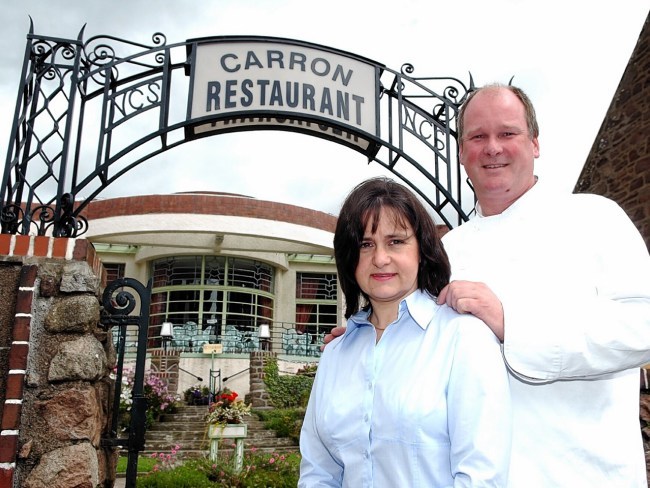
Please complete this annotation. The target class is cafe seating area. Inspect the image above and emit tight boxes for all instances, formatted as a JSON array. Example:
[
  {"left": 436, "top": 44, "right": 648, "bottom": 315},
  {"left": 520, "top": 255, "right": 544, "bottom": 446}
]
[{"left": 147, "top": 321, "right": 326, "bottom": 357}]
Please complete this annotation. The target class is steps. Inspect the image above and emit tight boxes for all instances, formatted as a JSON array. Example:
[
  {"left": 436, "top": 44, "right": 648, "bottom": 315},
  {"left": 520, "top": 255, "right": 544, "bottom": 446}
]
[{"left": 131, "top": 404, "right": 299, "bottom": 459}]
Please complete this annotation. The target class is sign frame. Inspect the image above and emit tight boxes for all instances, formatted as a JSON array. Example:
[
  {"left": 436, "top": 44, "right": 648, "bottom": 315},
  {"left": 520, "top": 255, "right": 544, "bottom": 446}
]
[{"left": 185, "top": 35, "right": 384, "bottom": 158}]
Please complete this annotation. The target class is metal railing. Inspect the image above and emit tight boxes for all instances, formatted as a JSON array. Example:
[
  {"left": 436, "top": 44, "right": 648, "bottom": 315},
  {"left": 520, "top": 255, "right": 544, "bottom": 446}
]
[{"left": 112, "top": 321, "right": 330, "bottom": 357}]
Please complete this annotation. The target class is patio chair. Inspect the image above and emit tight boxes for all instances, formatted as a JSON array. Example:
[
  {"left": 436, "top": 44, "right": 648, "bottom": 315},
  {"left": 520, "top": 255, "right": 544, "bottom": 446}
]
[{"left": 221, "top": 325, "right": 243, "bottom": 353}]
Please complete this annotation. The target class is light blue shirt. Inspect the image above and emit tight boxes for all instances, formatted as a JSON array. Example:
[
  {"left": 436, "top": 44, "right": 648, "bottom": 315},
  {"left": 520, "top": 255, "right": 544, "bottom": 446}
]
[{"left": 299, "top": 290, "right": 511, "bottom": 487}]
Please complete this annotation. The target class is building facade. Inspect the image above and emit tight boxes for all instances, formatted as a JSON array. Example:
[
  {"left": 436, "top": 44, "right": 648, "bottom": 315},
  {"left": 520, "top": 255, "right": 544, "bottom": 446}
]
[{"left": 84, "top": 191, "right": 339, "bottom": 396}]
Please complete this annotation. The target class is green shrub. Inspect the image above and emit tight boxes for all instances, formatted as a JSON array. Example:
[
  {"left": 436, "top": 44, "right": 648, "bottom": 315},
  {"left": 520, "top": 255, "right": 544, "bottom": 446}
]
[
  {"left": 195, "top": 451, "right": 301, "bottom": 487},
  {"left": 254, "top": 408, "right": 306, "bottom": 442},
  {"left": 262, "top": 359, "right": 314, "bottom": 409}
]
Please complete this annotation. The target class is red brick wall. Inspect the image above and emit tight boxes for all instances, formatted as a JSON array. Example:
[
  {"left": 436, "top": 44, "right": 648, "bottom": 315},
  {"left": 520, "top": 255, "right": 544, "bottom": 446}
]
[{"left": 85, "top": 194, "right": 338, "bottom": 233}]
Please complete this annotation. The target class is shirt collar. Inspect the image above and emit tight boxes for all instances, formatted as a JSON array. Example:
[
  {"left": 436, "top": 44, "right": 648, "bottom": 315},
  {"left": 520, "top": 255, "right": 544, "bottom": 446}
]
[
  {"left": 474, "top": 175, "right": 543, "bottom": 220},
  {"left": 346, "top": 289, "right": 439, "bottom": 334}
]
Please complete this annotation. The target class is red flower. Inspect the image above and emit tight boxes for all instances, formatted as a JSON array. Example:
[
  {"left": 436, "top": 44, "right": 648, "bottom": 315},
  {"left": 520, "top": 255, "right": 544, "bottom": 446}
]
[
  {"left": 205, "top": 389, "right": 251, "bottom": 425},
  {"left": 220, "top": 391, "right": 238, "bottom": 403}
]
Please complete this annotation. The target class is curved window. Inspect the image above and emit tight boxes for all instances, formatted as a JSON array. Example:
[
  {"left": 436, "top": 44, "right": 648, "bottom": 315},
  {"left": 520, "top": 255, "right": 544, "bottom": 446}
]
[
  {"left": 149, "top": 256, "right": 275, "bottom": 351},
  {"left": 295, "top": 272, "right": 338, "bottom": 335}
]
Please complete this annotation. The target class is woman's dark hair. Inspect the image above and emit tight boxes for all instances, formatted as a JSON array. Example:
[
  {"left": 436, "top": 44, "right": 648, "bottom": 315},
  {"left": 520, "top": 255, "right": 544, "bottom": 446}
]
[{"left": 334, "top": 177, "right": 451, "bottom": 318}]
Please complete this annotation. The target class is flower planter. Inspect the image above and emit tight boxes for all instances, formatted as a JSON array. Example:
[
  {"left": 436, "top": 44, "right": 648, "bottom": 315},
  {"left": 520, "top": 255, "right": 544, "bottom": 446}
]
[
  {"left": 208, "top": 423, "right": 247, "bottom": 439},
  {"left": 208, "top": 422, "right": 248, "bottom": 472}
]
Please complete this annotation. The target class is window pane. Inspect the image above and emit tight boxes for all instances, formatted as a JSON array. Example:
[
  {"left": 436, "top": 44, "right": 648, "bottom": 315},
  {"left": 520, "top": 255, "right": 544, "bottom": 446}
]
[
  {"left": 167, "top": 289, "right": 200, "bottom": 325},
  {"left": 229, "top": 258, "right": 273, "bottom": 292},
  {"left": 104, "top": 263, "right": 125, "bottom": 282},
  {"left": 295, "top": 272, "right": 338, "bottom": 336},
  {"left": 226, "top": 291, "right": 254, "bottom": 331},
  {"left": 296, "top": 273, "right": 337, "bottom": 299},
  {"left": 150, "top": 292, "right": 167, "bottom": 320},
  {"left": 319, "top": 304, "right": 338, "bottom": 326},
  {"left": 257, "top": 295, "right": 274, "bottom": 321},
  {"left": 202, "top": 289, "right": 223, "bottom": 315},
  {"left": 152, "top": 256, "right": 202, "bottom": 287},
  {"left": 204, "top": 256, "right": 226, "bottom": 285}
]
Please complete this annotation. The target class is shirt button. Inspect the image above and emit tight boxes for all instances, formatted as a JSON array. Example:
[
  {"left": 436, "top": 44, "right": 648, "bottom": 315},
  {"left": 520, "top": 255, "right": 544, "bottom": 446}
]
[{"left": 364, "top": 414, "right": 369, "bottom": 422}]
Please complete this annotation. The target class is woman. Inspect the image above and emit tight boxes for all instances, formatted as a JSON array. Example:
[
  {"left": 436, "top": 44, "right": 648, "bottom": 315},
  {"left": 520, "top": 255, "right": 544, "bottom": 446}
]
[{"left": 299, "top": 177, "right": 511, "bottom": 487}]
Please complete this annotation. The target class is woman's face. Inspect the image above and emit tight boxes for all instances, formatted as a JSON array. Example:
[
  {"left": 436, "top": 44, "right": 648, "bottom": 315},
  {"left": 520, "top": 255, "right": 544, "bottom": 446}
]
[{"left": 354, "top": 207, "right": 420, "bottom": 310}]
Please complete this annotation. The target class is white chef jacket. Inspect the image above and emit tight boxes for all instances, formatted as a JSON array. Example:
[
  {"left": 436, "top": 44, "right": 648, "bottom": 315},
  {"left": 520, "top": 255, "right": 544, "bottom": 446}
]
[
  {"left": 299, "top": 290, "right": 511, "bottom": 487},
  {"left": 442, "top": 178, "right": 650, "bottom": 487}
]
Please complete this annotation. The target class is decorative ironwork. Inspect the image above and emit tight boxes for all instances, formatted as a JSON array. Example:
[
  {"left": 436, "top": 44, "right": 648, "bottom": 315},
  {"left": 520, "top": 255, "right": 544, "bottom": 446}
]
[
  {"left": 82, "top": 32, "right": 167, "bottom": 86},
  {"left": 2, "top": 27, "right": 477, "bottom": 236},
  {"left": 100, "top": 277, "right": 152, "bottom": 488}
]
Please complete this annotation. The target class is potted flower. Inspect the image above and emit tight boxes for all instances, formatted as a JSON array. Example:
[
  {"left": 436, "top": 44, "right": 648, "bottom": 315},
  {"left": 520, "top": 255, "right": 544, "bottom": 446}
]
[
  {"left": 205, "top": 388, "right": 252, "bottom": 439},
  {"left": 184, "top": 385, "right": 211, "bottom": 405}
]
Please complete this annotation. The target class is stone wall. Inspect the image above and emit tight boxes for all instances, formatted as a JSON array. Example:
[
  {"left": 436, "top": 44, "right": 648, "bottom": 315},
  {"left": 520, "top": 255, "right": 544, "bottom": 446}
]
[
  {"left": 248, "top": 352, "right": 274, "bottom": 409},
  {"left": 0, "top": 236, "right": 115, "bottom": 488}
]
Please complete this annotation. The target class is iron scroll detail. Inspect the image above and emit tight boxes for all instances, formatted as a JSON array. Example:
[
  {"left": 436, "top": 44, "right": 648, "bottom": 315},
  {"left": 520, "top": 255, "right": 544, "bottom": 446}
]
[
  {"left": 100, "top": 277, "right": 152, "bottom": 488},
  {"left": 2, "top": 29, "right": 478, "bottom": 234}
]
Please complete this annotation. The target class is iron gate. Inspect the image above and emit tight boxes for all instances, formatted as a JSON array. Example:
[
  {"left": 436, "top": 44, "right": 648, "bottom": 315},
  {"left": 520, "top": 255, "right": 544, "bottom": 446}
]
[{"left": 100, "top": 277, "right": 152, "bottom": 488}]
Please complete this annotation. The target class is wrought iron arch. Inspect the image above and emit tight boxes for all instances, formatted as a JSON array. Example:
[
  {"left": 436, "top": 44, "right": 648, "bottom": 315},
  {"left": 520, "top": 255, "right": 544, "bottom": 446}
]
[{"left": 1, "top": 22, "right": 476, "bottom": 237}]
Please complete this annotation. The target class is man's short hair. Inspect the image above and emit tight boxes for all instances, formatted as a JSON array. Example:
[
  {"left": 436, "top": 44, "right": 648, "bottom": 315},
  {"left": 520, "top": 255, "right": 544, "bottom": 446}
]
[{"left": 457, "top": 83, "right": 539, "bottom": 142}]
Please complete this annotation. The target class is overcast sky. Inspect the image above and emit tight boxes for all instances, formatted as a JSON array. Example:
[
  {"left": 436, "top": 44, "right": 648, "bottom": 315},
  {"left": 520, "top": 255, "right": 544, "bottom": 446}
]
[{"left": 1, "top": 1, "right": 647, "bottom": 218}]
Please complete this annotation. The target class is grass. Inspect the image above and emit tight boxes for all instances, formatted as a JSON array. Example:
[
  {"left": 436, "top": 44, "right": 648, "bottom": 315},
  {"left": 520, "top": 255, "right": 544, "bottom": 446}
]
[
  {"left": 116, "top": 455, "right": 158, "bottom": 474},
  {"left": 135, "top": 451, "right": 301, "bottom": 487}
]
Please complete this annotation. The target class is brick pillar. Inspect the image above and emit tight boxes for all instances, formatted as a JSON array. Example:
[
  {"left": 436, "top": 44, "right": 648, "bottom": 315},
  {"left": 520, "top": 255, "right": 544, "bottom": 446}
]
[
  {"left": 149, "top": 350, "right": 180, "bottom": 394},
  {"left": 249, "top": 351, "right": 275, "bottom": 410},
  {"left": 0, "top": 264, "right": 36, "bottom": 488},
  {"left": 0, "top": 235, "right": 113, "bottom": 488}
]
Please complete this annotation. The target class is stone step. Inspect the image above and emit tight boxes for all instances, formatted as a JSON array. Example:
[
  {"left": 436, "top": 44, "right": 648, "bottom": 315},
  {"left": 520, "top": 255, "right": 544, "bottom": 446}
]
[
  {"left": 143, "top": 429, "right": 290, "bottom": 442},
  {"left": 148, "top": 419, "right": 269, "bottom": 429},
  {"left": 120, "top": 403, "right": 299, "bottom": 460},
  {"left": 146, "top": 429, "right": 281, "bottom": 441},
  {"left": 142, "top": 438, "right": 298, "bottom": 451},
  {"left": 138, "top": 444, "right": 299, "bottom": 460}
]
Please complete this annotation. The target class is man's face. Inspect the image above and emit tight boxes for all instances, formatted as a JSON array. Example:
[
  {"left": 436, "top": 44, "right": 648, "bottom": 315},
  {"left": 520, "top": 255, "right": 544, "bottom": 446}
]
[{"left": 459, "top": 88, "right": 540, "bottom": 214}]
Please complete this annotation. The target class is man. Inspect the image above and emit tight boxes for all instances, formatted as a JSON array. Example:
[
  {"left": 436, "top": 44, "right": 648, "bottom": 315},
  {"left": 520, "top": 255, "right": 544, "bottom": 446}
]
[{"left": 326, "top": 84, "right": 650, "bottom": 487}]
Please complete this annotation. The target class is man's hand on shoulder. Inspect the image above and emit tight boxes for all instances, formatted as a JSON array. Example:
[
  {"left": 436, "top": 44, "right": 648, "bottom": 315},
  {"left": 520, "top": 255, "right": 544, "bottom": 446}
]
[
  {"left": 321, "top": 326, "right": 346, "bottom": 351},
  {"left": 437, "top": 280, "right": 505, "bottom": 341}
]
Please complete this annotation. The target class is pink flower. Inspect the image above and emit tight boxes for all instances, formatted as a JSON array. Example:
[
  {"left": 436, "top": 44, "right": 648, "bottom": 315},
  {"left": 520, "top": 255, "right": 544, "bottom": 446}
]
[{"left": 269, "top": 457, "right": 275, "bottom": 464}]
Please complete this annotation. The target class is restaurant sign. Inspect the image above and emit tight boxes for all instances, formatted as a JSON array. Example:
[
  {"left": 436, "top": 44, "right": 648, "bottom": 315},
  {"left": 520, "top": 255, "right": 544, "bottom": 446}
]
[{"left": 186, "top": 36, "right": 382, "bottom": 156}]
